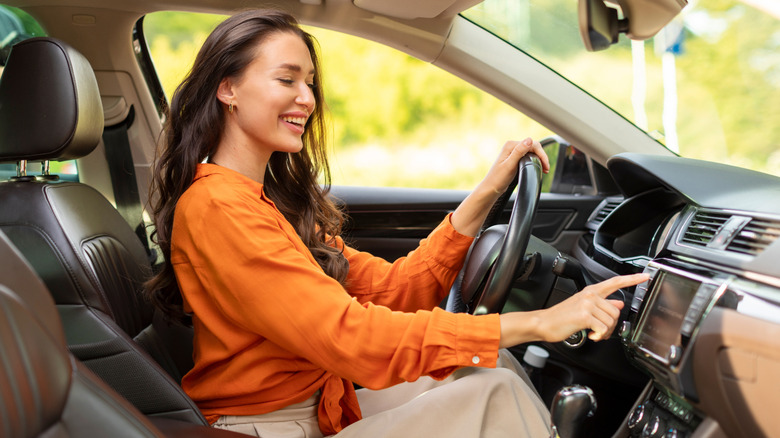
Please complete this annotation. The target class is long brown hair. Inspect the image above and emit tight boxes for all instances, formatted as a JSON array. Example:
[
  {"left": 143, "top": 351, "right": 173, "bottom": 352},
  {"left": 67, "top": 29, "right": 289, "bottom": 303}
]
[{"left": 145, "top": 9, "right": 348, "bottom": 323}]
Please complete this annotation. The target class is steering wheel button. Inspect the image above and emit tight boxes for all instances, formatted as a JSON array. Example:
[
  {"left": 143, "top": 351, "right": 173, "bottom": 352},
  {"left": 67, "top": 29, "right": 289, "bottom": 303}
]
[{"left": 472, "top": 355, "right": 480, "bottom": 364}]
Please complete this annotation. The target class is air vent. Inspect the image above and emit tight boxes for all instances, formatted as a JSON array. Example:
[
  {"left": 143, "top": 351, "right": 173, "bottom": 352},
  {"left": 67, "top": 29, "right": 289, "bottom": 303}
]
[
  {"left": 726, "top": 218, "right": 780, "bottom": 256},
  {"left": 591, "top": 199, "right": 621, "bottom": 225},
  {"left": 681, "top": 211, "right": 730, "bottom": 247}
]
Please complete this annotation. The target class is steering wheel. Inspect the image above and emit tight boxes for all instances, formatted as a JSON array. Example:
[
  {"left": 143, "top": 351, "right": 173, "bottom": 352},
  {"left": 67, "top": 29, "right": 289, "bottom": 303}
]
[{"left": 448, "top": 154, "right": 543, "bottom": 315}]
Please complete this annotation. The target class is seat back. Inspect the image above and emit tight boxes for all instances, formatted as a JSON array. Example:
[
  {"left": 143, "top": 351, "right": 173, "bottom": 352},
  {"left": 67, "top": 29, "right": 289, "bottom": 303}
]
[
  {"left": 0, "top": 230, "right": 167, "bottom": 438},
  {"left": 0, "top": 37, "right": 201, "bottom": 424}
]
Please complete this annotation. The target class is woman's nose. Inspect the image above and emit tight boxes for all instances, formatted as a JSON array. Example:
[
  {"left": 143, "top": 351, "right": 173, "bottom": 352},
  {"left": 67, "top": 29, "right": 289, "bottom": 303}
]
[{"left": 296, "top": 84, "right": 315, "bottom": 112}]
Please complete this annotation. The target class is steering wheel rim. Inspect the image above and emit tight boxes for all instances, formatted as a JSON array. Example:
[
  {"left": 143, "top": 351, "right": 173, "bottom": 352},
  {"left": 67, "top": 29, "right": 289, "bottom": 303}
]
[{"left": 455, "top": 154, "right": 543, "bottom": 315}]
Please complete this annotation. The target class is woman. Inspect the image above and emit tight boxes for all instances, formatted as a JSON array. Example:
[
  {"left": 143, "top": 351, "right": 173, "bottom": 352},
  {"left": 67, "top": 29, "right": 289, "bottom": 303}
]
[{"left": 146, "top": 9, "right": 647, "bottom": 437}]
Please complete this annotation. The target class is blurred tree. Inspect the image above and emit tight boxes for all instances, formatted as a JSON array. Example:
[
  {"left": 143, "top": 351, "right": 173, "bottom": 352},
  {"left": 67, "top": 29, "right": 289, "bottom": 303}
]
[
  {"left": 142, "top": 0, "right": 780, "bottom": 187},
  {"left": 676, "top": 0, "right": 780, "bottom": 171}
]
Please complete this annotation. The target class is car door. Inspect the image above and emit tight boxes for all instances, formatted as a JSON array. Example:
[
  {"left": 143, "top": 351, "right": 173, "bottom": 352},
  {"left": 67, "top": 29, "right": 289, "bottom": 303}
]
[{"left": 334, "top": 138, "right": 612, "bottom": 262}]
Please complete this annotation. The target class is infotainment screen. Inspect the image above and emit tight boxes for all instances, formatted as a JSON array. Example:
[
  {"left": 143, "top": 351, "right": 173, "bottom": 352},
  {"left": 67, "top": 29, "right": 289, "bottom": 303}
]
[{"left": 635, "top": 272, "right": 701, "bottom": 362}]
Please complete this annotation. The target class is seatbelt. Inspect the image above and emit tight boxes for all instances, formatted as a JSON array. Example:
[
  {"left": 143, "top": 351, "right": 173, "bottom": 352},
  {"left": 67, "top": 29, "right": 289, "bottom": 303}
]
[{"left": 101, "top": 105, "right": 155, "bottom": 264}]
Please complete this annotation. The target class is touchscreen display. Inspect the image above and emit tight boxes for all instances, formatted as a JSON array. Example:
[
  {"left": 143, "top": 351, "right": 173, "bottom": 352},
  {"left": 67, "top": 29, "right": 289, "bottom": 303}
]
[{"left": 636, "top": 272, "right": 700, "bottom": 362}]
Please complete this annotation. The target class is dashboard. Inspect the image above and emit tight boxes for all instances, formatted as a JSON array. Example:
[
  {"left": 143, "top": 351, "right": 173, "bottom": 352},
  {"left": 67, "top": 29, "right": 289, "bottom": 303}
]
[{"left": 583, "top": 153, "right": 780, "bottom": 438}]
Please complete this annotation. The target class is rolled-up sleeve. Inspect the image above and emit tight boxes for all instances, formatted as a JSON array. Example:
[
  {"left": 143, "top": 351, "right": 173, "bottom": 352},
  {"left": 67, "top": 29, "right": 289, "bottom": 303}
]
[{"left": 339, "top": 214, "right": 475, "bottom": 313}]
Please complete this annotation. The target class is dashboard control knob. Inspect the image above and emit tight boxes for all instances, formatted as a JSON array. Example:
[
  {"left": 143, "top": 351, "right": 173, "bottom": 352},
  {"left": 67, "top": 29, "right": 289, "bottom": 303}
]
[
  {"left": 641, "top": 416, "right": 666, "bottom": 438},
  {"left": 563, "top": 329, "right": 587, "bottom": 348},
  {"left": 627, "top": 403, "right": 648, "bottom": 430}
]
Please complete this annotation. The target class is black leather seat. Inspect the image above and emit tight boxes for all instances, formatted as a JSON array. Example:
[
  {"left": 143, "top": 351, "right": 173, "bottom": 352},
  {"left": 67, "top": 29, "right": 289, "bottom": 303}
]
[
  {"left": 0, "top": 37, "right": 200, "bottom": 424},
  {"left": 0, "top": 229, "right": 244, "bottom": 437}
]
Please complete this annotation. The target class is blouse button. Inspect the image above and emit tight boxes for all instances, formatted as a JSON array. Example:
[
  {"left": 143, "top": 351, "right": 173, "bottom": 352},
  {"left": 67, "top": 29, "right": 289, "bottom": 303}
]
[{"left": 472, "top": 355, "right": 480, "bottom": 364}]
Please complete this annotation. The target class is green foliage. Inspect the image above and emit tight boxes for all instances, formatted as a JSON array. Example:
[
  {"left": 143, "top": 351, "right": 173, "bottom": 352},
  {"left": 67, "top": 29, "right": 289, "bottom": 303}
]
[
  {"left": 3, "top": 5, "right": 45, "bottom": 37},
  {"left": 674, "top": 2, "right": 780, "bottom": 172},
  {"left": 540, "top": 141, "right": 560, "bottom": 193},
  {"left": 143, "top": 12, "right": 223, "bottom": 101},
  {"left": 143, "top": 13, "right": 552, "bottom": 189},
  {"left": 306, "top": 27, "right": 553, "bottom": 189},
  {"left": 143, "top": 12, "right": 224, "bottom": 50},
  {"left": 142, "top": 0, "right": 780, "bottom": 189},
  {"left": 310, "top": 28, "right": 549, "bottom": 149}
]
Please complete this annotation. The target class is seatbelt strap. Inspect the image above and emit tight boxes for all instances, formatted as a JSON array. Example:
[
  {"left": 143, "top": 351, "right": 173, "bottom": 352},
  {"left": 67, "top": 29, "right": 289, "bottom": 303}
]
[{"left": 101, "top": 105, "right": 154, "bottom": 263}]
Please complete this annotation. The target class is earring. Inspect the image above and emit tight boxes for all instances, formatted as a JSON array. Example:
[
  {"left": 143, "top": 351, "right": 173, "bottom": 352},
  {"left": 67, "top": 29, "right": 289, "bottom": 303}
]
[{"left": 229, "top": 102, "right": 234, "bottom": 113}]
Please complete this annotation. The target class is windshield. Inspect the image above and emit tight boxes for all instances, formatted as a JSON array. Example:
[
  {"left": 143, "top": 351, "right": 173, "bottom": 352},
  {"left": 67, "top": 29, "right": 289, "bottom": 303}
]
[{"left": 463, "top": 0, "right": 780, "bottom": 177}]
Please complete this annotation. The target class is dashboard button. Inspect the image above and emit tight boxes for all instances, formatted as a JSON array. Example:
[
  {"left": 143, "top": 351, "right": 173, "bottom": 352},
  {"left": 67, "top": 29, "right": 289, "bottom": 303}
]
[
  {"left": 631, "top": 296, "right": 644, "bottom": 312},
  {"left": 627, "top": 404, "right": 648, "bottom": 430},
  {"left": 563, "top": 330, "right": 587, "bottom": 348},
  {"left": 642, "top": 416, "right": 666, "bottom": 438},
  {"left": 619, "top": 321, "right": 631, "bottom": 339}
]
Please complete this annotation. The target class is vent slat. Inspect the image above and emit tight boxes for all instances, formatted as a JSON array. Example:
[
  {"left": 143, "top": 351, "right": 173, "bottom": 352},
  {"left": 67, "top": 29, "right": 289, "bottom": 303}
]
[
  {"left": 681, "top": 210, "right": 780, "bottom": 257},
  {"left": 727, "top": 217, "right": 780, "bottom": 256},
  {"left": 591, "top": 200, "right": 621, "bottom": 225},
  {"left": 682, "top": 211, "right": 729, "bottom": 247},
  {"left": 691, "top": 220, "right": 726, "bottom": 227}
]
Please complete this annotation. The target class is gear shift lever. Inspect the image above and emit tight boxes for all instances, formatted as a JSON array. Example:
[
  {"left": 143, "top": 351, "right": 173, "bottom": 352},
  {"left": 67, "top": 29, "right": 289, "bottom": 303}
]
[{"left": 550, "top": 385, "right": 597, "bottom": 438}]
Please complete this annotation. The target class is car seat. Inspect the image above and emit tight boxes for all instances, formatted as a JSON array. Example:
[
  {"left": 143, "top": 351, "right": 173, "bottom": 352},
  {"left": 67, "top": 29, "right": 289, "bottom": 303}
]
[
  {"left": 0, "top": 229, "right": 244, "bottom": 437},
  {"left": 0, "top": 37, "right": 201, "bottom": 424}
]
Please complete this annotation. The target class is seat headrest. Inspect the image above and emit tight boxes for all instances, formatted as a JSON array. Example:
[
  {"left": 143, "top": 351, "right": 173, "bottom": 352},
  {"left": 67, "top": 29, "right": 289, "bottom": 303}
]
[{"left": 0, "top": 37, "right": 104, "bottom": 162}]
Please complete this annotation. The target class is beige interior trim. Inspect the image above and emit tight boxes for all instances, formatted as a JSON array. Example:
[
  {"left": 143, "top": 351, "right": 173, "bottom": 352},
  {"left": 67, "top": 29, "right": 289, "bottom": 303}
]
[
  {"left": 352, "top": 0, "right": 481, "bottom": 19},
  {"left": 693, "top": 307, "right": 780, "bottom": 438},
  {"left": 102, "top": 96, "right": 131, "bottom": 126},
  {"left": 690, "top": 418, "right": 728, "bottom": 438}
]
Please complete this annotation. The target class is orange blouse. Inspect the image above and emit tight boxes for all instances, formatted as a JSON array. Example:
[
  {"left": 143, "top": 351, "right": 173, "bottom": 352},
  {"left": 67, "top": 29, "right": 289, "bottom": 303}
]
[{"left": 171, "top": 163, "right": 501, "bottom": 435}]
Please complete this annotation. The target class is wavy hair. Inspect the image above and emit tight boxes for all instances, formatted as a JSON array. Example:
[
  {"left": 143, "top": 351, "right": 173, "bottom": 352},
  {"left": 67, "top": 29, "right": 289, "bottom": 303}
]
[{"left": 145, "top": 9, "right": 348, "bottom": 323}]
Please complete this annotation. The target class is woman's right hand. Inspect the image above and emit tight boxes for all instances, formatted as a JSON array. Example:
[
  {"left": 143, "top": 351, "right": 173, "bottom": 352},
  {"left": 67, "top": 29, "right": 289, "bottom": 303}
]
[{"left": 498, "top": 273, "right": 649, "bottom": 348}]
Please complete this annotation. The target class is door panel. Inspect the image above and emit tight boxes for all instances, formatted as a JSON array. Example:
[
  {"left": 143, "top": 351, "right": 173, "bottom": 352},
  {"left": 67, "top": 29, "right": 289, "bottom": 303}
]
[{"left": 332, "top": 185, "right": 604, "bottom": 260}]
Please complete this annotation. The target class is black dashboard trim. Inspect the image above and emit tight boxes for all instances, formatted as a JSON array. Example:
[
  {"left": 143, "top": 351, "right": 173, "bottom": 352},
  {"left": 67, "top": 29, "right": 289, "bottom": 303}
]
[{"left": 607, "top": 153, "right": 780, "bottom": 216}]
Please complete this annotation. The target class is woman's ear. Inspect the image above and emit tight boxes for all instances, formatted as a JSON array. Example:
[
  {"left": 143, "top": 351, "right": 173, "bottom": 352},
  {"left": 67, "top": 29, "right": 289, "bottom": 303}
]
[{"left": 216, "top": 77, "right": 235, "bottom": 107}]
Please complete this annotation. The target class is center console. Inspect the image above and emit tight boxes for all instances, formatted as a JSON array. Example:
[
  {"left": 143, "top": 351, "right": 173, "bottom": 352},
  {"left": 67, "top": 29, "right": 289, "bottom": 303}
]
[{"left": 618, "top": 260, "right": 733, "bottom": 437}]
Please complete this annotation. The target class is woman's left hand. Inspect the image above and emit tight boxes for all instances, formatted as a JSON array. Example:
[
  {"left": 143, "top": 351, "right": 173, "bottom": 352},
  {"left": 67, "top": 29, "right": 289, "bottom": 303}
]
[
  {"left": 479, "top": 138, "right": 550, "bottom": 196},
  {"left": 451, "top": 138, "right": 550, "bottom": 237}
]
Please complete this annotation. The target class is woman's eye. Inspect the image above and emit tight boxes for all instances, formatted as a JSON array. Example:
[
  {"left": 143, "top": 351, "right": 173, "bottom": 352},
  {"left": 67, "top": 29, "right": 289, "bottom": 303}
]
[
  {"left": 307, "top": 83, "right": 315, "bottom": 89},
  {"left": 278, "top": 78, "right": 294, "bottom": 85}
]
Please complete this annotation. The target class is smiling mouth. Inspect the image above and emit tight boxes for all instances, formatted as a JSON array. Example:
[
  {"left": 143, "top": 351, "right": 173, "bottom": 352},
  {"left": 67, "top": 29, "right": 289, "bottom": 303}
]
[{"left": 281, "top": 116, "right": 307, "bottom": 127}]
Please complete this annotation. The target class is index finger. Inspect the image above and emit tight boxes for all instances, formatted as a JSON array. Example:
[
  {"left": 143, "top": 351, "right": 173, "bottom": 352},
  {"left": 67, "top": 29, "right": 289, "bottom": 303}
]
[{"left": 590, "top": 273, "right": 650, "bottom": 298}]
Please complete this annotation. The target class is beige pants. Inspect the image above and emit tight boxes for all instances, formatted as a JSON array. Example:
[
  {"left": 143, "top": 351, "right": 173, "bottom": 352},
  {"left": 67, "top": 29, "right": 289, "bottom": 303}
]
[{"left": 212, "top": 350, "right": 551, "bottom": 437}]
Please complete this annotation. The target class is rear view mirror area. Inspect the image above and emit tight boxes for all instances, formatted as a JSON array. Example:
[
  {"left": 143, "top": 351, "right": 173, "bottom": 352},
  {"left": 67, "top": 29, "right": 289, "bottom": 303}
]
[{"left": 578, "top": 0, "right": 687, "bottom": 51}]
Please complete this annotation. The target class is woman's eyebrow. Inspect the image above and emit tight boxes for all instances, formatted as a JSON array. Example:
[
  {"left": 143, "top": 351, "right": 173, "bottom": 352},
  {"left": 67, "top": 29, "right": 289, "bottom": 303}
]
[{"left": 275, "top": 63, "right": 315, "bottom": 75}]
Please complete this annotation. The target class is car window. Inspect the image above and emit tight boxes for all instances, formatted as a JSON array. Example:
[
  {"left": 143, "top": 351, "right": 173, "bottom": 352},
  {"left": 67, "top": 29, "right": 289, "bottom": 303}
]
[
  {"left": 142, "top": 11, "right": 557, "bottom": 191},
  {"left": 0, "top": 4, "right": 79, "bottom": 180},
  {"left": 463, "top": 0, "right": 780, "bottom": 178}
]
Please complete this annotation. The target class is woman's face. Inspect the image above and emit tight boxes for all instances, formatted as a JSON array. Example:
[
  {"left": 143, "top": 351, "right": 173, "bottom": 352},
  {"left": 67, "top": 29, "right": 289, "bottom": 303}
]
[{"left": 220, "top": 31, "right": 316, "bottom": 156}]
